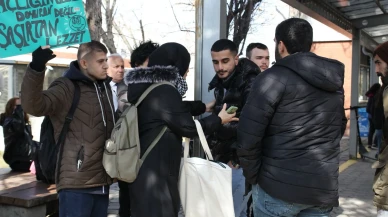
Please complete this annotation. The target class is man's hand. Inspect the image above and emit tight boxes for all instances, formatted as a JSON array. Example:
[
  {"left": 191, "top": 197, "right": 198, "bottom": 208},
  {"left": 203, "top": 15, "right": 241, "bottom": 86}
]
[
  {"left": 205, "top": 100, "right": 216, "bottom": 112},
  {"left": 227, "top": 160, "right": 240, "bottom": 169},
  {"left": 30, "top": 46, "right": 56, "bottom": 72}
]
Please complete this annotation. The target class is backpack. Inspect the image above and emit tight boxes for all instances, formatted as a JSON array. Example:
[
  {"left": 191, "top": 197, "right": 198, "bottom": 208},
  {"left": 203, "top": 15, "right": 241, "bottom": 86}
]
[
  {"left": 103, "top": 82, "right": 172, "bottom": 183},
  {"left": 35, "top": 80, "right": 80, "bottom": 184}
]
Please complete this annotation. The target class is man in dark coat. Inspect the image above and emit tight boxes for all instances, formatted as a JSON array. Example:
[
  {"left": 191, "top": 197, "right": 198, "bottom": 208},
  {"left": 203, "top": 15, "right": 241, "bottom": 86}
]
[
  {"left": 237, "top": 18, "right": 347, "bottom": 216},
  {"left": 208, "top": 39, "right": 260, "bottom": 217}
]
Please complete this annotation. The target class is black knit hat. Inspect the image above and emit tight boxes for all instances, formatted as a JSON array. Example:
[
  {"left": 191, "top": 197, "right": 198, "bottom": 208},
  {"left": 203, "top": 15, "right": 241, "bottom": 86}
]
[
  {"left": 148, "top": 42, "right": 191, "bottom": 77},
  {"left": 374, "top": 41, "right": 388, "bottom": 64}
]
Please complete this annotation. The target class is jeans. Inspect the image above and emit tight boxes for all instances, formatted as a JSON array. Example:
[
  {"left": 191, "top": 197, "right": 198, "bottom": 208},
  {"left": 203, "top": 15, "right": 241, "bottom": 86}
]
[
  {"left": 232, "top": 168, "right": 247, "bottom": 217},
  {"left": 376, "top": 129, "right": 383, "bottom": 155},
  {"left": 58, "top": 190, "right": 109, "bottom": 217},
  {"left": 378, "top": 209, "right": 388, "bottom": 217},
  {"left": 251, "top": 185, "right": 332, "bottom": 217}
]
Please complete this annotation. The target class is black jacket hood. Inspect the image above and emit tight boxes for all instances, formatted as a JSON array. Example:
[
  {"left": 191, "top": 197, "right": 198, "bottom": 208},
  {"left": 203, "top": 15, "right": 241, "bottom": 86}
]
[{"left": 275, "top": 52, "right": 344, "bottom": 92}]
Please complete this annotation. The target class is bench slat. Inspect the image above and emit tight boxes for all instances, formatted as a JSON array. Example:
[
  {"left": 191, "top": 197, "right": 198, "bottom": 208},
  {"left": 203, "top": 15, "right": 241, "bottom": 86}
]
[
  {"left": 0, "top": 170, "right": 57, "bottom": 207},
  {"left": 0, "top": 182, "right": 57, "bottom": 207}
]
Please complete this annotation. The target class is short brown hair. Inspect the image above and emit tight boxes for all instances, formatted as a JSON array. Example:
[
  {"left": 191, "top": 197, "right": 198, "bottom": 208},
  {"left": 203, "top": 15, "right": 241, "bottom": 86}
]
[
  {"left": 77, "top": 40, "right": 108, "bottom": 61},
  {"left": 4, "top": 97, "right": 29, "bottom": 123}
]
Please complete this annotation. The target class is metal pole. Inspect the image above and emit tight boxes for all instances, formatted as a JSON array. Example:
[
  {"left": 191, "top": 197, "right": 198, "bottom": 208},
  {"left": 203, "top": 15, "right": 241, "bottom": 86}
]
[
  {"left": 349, "top": 28, "right": 361, "bottom": 159},
  {"left": 193, "top": 0, "right": 226, "bottom": 157}
]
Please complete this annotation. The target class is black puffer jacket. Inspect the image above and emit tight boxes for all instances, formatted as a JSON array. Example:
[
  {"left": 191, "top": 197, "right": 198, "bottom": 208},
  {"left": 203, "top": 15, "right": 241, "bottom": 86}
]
[
  {"left": 237, "top": 52, "right": 346, "bottom": 207},
  {"left": 0, "top": 106, "right": 32, "bottom": 165},
  {"left": 208, "top": 58, "right": 260, "bottom": 163}
]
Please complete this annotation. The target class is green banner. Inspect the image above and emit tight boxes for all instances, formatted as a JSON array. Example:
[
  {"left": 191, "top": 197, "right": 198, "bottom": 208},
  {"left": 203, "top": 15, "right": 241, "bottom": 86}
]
[{"left": 0, "top": 0, "right": 91, "bottom": 58}]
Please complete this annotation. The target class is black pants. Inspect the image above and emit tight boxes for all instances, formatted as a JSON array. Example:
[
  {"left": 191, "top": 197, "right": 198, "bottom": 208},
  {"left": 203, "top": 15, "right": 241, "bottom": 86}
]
[
  {"left": 128, "top": 137, "right": 181, "bottom": 217},
  {"left": 118, "top": 180, "right": 131, "bottom": 217},
  {"left": 368, "top": 118, "right": 376, "bottom": 146},
  {"left": 10, "top": 161, "right": 31, "bottom": 172}
]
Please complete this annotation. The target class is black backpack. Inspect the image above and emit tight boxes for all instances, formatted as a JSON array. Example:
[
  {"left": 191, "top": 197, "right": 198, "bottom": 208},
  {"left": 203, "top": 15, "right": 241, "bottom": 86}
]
[{"left": 35, "top": 80, "right": 80, "bottom": 184}]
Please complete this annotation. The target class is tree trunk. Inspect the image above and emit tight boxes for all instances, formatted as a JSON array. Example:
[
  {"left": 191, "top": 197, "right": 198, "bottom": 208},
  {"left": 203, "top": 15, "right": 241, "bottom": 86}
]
[
  {"left": 86, "top": 0, "right": 103, "bottom": 41},
  {"left": 101, "top": 0, "right": 117, "bottom": 53}
]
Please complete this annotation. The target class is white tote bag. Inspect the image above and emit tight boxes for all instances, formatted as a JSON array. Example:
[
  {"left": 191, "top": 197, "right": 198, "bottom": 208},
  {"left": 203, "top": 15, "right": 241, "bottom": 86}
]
[{"left": 179, "top": 120, "right": 234, "bottom": 217}]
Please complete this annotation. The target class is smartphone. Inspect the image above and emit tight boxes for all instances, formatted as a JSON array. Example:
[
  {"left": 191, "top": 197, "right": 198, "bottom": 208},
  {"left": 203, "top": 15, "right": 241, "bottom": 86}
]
[{"left": 226, "top": 106, "right": 238, "bottom": 114}]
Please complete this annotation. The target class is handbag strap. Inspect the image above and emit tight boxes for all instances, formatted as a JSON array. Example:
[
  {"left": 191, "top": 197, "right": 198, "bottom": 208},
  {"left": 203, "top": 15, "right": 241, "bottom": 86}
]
[{"left": 194, "top": 120, "right": 214, "bottom": 161}]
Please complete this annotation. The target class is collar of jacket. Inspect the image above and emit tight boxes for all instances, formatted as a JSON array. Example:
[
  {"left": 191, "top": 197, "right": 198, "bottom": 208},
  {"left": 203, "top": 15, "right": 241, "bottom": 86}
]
[
  {"left": 63, "top": 61, "right": 111, "bottom": 86},
  {"left": 208, "top": 68, "right": 239, "bottom": 91},
  {"left": 124, "top": 65, "right": 180, "bottom": 85}
]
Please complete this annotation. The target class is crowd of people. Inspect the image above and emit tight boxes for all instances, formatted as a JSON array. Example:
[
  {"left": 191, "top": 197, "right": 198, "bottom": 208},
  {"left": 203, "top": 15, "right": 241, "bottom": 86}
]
[{"left": 1, "top": 17, "right": 388, "bottom": 217}]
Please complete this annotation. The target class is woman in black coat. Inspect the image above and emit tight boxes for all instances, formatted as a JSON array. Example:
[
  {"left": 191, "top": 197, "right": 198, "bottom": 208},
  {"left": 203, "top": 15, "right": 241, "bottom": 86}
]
[
  {"left": 0, "top": 97, "right": 33, "bottom": 171},
  {"left": 124, "top": 42, "right": 237, "bottom": 217}
]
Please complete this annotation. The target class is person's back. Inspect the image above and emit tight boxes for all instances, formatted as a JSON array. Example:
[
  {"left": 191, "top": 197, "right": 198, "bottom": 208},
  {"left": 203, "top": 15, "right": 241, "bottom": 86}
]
[
  {"left": 0, "top": 97, "right": 32, "bottom": 172},
  {"left": 21, "top": 41, "right": 115, "bottom": 217},
  {"left": 237, "top": 18, "right": 346, "bottom": 217}
]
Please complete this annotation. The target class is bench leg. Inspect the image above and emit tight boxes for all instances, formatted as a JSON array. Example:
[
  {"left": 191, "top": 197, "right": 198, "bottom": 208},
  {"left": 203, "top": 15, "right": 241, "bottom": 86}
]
[{"left": 0, "top": 204, "right": 46, "bottom": 217}]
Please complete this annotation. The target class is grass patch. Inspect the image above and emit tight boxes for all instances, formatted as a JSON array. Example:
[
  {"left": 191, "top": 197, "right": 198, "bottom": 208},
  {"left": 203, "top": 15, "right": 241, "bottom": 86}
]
[{"left": 0, "top": 151, "right": 8, "bottom": 168}]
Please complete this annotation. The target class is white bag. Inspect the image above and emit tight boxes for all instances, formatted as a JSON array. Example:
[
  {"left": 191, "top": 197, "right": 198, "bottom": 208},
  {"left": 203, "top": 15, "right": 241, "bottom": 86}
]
[{"left": 179, "top": 120, "right": 235, "bottom": 217}]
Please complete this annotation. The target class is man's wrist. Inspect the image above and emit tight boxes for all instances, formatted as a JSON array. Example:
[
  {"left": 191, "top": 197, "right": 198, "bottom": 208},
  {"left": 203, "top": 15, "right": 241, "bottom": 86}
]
[{"left": 30, "top": 62, "right": 46, "bottom": 72}]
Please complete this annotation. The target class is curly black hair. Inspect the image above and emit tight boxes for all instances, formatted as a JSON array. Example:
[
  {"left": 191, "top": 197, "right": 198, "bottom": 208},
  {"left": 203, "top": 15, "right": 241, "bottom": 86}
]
[{"left": 130, "top": 40, "right": 160, "bottom": 68}]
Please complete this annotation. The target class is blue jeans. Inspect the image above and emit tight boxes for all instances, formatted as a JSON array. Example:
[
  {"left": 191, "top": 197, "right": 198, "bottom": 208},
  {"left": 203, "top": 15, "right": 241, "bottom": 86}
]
[
  {"left": 252, "top": 185, "right": 332, "bottom": 217},
  {"left": 59, "top": 190, "right": 109, "bottom": 217},
  {"left": 232, "top": 168, "right": 247, "bottom": 217}
]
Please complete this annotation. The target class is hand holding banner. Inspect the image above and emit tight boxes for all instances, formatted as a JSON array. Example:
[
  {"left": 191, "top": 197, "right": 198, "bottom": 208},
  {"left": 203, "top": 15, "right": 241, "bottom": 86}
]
[{"left": 0, "top": 0, "right": 92, "bottom": 58}]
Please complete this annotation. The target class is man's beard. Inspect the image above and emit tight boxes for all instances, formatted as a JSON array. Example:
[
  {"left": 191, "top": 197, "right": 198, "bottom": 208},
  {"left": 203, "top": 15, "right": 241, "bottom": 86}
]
[
  {"left": 275, "top": 46, "right": 282, "bottom": 61},
  {"left": 377, "top": 67, "right": 388, "bottom": 85}
]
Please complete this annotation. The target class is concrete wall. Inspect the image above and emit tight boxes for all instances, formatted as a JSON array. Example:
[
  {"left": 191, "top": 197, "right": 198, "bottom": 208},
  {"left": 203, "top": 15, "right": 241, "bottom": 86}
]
[{"left": 0, "top": 65, "right": 68, "bottom": 151}]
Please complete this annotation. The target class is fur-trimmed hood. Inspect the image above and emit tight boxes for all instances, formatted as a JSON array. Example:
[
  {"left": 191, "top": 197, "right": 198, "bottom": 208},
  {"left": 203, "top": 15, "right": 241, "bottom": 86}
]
[
  {"left": 125, "top": 65, "right": 180, "bottom": 85},
  {"left": 125, "top": 66, "right": 180, "bottom": 104}
]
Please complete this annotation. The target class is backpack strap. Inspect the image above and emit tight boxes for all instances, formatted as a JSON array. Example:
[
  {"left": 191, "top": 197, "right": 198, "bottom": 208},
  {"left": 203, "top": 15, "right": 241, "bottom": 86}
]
[
  {"left": 55, "top": 80, "right": 81, "bottom": 181},
  {"left": 57, "top": 81, "right": 81, "bottom": 145},
  {"left": 141, "top": 126, "right": 167, "bottom": 162},
  {"left": 135, "top": 82, "right": 174, "bottom": 107}
]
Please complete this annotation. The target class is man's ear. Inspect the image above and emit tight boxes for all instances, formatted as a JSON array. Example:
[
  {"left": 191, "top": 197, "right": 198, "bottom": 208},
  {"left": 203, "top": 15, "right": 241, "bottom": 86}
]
[
  {"left": 234, "top": 54, "right": 239, "bottom": 65},
  {"left": 79, "top": 59, "right": 88, "bottom": 70},
  {"left": 279, "top": 41, "right": 289, "bottom": 56}
]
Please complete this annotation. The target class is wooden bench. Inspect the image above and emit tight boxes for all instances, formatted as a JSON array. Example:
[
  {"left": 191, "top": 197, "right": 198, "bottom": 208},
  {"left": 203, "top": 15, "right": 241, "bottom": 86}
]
[{"left": 0, "top": 168, "right": 58, "bottom": 217}]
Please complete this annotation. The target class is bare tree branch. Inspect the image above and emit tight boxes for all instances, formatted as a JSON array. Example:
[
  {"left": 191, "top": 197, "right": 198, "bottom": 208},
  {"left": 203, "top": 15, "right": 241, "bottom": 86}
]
[
  {"left": 113, "top": 20, "right": 133, "bottom": 53},
  {"left": 169, "top": 0, "right": 195, "bottom": 33}
]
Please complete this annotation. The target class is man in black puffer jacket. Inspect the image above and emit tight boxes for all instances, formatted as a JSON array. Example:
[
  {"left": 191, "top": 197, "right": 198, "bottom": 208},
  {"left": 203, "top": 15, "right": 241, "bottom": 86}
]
[
  {"left": 237, "top": 18, "right": 347, "bottom": 216},
  {"left": 208, "top": 39, "right": 260, "bottom": 217}
]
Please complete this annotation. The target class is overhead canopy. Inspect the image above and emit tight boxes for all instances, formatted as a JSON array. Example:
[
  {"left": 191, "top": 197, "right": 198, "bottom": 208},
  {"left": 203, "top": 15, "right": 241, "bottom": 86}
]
[{"left": 282, "top": 0, "right": 388, "bottom": 51}]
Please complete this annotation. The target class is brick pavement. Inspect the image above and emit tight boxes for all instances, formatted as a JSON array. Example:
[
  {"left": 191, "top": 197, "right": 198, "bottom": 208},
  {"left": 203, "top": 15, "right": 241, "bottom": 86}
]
[{"left": 107, "top": 138, "right": 379, "bottom": 217}]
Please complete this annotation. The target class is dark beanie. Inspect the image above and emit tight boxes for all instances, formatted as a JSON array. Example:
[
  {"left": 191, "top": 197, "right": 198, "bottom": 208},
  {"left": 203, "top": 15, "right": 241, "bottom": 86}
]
[
  {"left": 148, "top": 42, "right": 191, "bottom": 76},
  {"left": 374, "top": 41, "right": 388, "bottom": 64}
]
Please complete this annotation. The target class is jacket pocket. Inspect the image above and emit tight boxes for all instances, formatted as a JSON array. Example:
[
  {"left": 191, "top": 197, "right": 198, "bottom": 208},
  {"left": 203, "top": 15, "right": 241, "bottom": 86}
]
[{"left": 77, "top": 146, "right": 85, "bottom": 172}]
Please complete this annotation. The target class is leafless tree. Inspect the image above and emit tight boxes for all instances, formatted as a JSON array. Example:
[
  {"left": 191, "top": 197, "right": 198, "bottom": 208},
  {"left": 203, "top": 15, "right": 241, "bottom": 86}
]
[
  {"left": 101, "top": 0, "right": 117, "bottom": 53},
  {"left": 85, "top": 0, "right": 103, "bottom": 40},
  {"left": 227, "top": 0, "right": 263, "bottom": 55}
]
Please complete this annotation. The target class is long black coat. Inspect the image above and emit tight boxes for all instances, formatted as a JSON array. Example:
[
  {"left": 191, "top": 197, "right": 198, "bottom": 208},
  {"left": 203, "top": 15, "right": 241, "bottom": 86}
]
[
  {"left": 237, "top": 52, "right": 346, "bottom": 207},
  {"left": 0, "top": 106, "right": 32, "bottom": 165},
  {"left": 207, "top": 58, "right": 260, "bottom": 163},
  {"left": 124, "top": 66, "right": 221, "bottom": 217}
]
